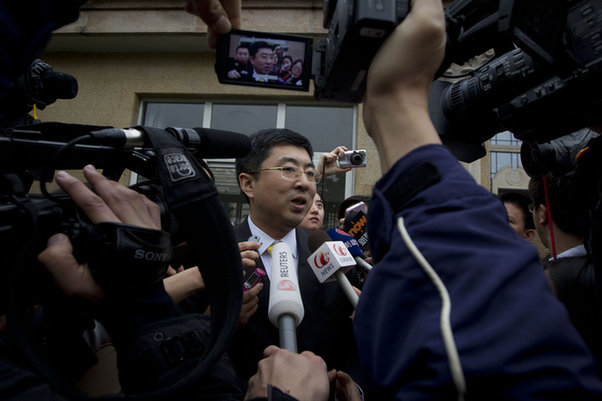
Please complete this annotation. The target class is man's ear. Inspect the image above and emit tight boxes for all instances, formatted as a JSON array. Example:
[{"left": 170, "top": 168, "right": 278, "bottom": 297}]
[
  {"left": 523, "top": 228, "right": 536, "bottom": 241},
  {"left": 535, "top": 204, "right": 549, "bottom": 226},
  {"left": 239, "top": 173, "right": 255, "bottom": 200}
]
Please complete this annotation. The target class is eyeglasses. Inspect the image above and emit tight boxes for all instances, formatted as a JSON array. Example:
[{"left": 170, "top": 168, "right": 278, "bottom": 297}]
[{"left": 250, "top": 166, "right": 321, "bottom": 183}]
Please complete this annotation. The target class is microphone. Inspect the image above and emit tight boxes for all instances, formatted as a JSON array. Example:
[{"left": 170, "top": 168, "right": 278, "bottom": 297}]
[
  {"left": 344, "top": 210, "right": 369, "bottom": 249},
  {"left": 89, "top": 126, "right": 251, "bottom": 159},
  {"left": 307, "top": 230, "right": 359, "bottom": 308},
  {"left": 326, "top": 228, "right": 372, "bottom": 272},
  {"left": 267, "top": 241, "right": 304, "bottom": 352}
]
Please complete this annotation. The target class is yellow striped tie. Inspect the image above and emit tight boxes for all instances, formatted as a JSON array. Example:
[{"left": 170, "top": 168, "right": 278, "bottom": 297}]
[{"left": 265, "top": 241, "right": 278, "bottom": 256}]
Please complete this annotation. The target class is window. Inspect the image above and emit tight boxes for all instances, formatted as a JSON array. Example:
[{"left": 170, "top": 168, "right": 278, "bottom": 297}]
[
  {"left": 490, "top": 130, "right": 521, "bottom": 146},
  {"left": 141, "top": 101, "right": 356, "bottom": 227},
  {"left": 144, "top": 103, "right": 205, "bottom": 129},
  {"left": 489, "top": 130, "right": 523, "bottom": 186},
  {"left": 211, "top": 104, "right": 278, "bottom": 134}
]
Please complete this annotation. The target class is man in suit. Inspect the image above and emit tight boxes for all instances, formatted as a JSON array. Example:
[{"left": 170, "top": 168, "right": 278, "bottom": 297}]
[{"left": 229, "top": 128, "right": 359, "bottom": 387}]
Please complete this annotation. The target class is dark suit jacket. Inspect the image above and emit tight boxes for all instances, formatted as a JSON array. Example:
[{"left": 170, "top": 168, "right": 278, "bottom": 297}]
[{"left": 229, "top": 218, "right": 359, "bottom": 383}]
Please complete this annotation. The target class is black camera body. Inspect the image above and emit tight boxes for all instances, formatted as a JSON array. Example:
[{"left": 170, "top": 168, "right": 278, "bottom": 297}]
[
  {"left": 313, "top": 0, "right": 602, "bottom": 161},
  {"left": 430, "top": 0, "right": 602, "bottom": 162},
  {"left": 313, "top": 0, "right": 410, "bottom": 103}
]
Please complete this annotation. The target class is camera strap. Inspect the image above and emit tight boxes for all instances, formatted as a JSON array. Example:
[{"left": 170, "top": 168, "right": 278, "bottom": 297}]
[{"left": 131, "top": 125, "right": 243, "bottom": 397}]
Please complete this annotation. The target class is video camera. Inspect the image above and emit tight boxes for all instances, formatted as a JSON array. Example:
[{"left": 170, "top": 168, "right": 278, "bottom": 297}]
[
  {"left": 216, "top": 0, "right": 602, "bottom": 162},
  {"left": 1, "top": 57, "right": 250, "bottom": 397},
  {"left": 0, "top": 120, "right": 250, "bottom": 301},
  {"left": 319, "top": 0, "right": 602, "bottom": 161}
]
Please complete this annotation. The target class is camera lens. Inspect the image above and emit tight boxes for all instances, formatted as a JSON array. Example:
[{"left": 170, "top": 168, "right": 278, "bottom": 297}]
[{"left": 350, "top": 152, "right": 364, "bottom": 165}]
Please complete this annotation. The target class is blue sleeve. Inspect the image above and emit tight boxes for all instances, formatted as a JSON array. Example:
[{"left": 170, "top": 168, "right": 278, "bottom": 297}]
[{"left": 354, "top": 144, "right": 602, "bottom": 400}]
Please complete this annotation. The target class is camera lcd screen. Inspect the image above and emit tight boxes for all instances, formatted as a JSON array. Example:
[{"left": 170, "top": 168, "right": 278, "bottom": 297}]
[
  {"left": 511, "top": 0, "right": 565, "bottom": 64},
  {"left": 215, "top": 29, "right": 313, "bottom": 92}
]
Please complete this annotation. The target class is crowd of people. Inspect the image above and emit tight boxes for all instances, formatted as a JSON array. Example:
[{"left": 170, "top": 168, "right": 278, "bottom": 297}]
[
  {"left": 226, "top": 41, "right": 304, "bottom": 85},
  {"left": 2, "top": 0, "right": 602, "bottom": 400}
]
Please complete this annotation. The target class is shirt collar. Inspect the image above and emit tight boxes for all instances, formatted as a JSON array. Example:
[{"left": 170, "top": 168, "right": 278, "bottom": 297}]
[
  {"left": 252, "top": 71, "right": 271, "bottom": 81},
  {"left": 248, "top": 216, "right": 298, "bottom": 259},
  {"left": 551, "top": 244, "right": 587, "bottom": 260}
]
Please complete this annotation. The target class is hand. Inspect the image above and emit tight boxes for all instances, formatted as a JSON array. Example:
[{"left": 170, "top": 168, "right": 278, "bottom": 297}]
[
  {"left": 166, "top": 265, "right": 185, "bottom": 276},
  {"left": 37, "top": 165, "right": 161, "bottom": 302},
  {"left": 244, "top": 346, "right": 329, "bottom": 401},
  {"left": 164, "top": 267, "right": 206, "bottom": 304},
  {"left": 185, "top": 0, "right": 242, "bottom": 49},
  {"left": 316, "top": 146, "right": 352, "bottom": 177},
  {"left": 363, "top": 0, "right": 446, "bottom": 172},
  {"left": 239, "top": 282, "right": 262, "bottom": 327},
  {"left": 239, "top": 241, "right": 260, "bottom": 269},
  {"left": 227, "top": 69, "right": 241, "bottom": 79},
  {"left": 327, "top": 370, "right": 362, "bottom": 401}
]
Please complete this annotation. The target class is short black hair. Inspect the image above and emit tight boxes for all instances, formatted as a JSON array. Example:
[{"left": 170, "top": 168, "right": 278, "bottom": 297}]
[
  {"left": 249, "top": 41, "right": 273, "bottom": 58},
  {"left": 499, "top": 192, "right": 535, "bottom": 230},
  {"left": 236, "top": 129, "right": 314, "bottom": 201},
  {"left": 528, "top": 172, "right": 581, "bottom": 236},
  {"left": 337, "top": 195, "right": 371, "bottom": 220}
]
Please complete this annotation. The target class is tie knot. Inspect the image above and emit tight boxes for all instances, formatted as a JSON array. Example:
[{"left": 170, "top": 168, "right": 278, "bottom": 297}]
[{"left": 265, "top": 241, "right": 277, "bottom": 256}]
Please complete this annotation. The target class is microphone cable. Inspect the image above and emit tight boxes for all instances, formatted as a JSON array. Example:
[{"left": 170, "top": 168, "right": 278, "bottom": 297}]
[{"left": 397, "top": 216, "right": 466, "bottom": 401}]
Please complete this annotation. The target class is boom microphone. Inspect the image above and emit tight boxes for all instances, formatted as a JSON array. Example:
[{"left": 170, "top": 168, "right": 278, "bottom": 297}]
[
  {"left": 89, "top": 126, "right": 251, "bottom": 158},
  {"left": 326, "top": 228, "right": 372, "bottom": 272},
  {"left": 267, "top": 241, "right": 304, "bottom": 352},
  {"left": 307, "top": 230, "right": 359, "bottom": 308}
]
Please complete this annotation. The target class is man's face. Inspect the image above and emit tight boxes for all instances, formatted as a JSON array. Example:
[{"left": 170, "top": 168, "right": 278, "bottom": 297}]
[
  {"left": 250, "top": 47, "right": 274, "bottom": 74},
  {"left": 243, "top": 144, "right": 316, "bottom": 237},
  {"left": 504, "top": 201, "right": 535, "bottom": 241},
  {"left": 235, "top": 48, "right": 249, "bottom": 64},
  {"left": 504, "top": 202, "right": 526, "bottom": 236}
]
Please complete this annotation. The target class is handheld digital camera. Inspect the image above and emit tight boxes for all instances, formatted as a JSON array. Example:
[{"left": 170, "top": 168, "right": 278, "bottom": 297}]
[{"left": 337, "top": 150, "right": 367, "bottom": 168}]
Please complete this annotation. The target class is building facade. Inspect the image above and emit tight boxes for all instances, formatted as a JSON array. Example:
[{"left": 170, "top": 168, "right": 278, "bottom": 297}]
[{"left": 38, "top": 0, "right": 528, "bottom": 226}]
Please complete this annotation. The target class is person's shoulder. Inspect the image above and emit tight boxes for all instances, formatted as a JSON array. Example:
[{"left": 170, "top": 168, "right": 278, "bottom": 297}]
[{"left": 546, "top": 255, "right": 594, "bottom": 284}]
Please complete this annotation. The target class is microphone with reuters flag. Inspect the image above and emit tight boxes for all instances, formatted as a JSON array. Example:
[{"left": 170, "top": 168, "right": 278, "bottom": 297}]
[{"left": 267, "top": 241, "right": 304, "bottom": 352}]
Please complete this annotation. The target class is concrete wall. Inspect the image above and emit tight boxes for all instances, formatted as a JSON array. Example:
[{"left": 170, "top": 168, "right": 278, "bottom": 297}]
[{"left": 38, "top": 0, "right": 476, "bottom": 192}]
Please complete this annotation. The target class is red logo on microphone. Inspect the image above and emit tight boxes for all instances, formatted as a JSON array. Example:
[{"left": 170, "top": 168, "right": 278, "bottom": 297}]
[
  {"left": 333, "top": 243, "right": 348, "bottom": 256},
  {"left": 277, "top": 279, "right": 296, "bottom": 291},
  {"left": 313, "top": 252, "right": 330, "bottom": 268}
]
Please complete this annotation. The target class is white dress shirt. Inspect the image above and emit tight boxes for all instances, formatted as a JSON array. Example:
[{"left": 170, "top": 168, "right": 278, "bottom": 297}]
[{"left": 248, "top": 216, "right": 298, "bottom": 278}]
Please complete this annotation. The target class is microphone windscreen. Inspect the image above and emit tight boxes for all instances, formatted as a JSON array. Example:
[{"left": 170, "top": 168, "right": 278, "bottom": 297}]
[
  {"left": 268, "top": 241, "right": 304, "bottom": 326},
  {"left": 193, "top": 128, "right": 251, "bottom": 159},
  {"left": 343, "top": 210, "right": 360, "bottom": 231},
  {"left": 326, "top": 228, "right": 362, "bottom": 257},
  {"left": 308, "top": 229, "right": 331, "bottom": 254},
  {"left": 344, "top": 210, "right": 368, "bottom": 235}
]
